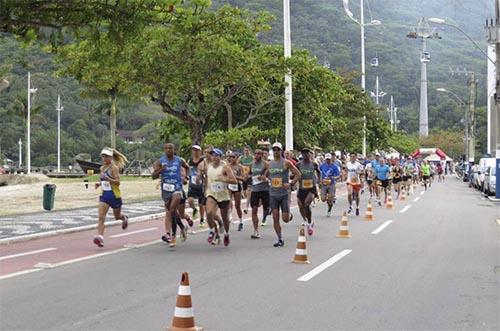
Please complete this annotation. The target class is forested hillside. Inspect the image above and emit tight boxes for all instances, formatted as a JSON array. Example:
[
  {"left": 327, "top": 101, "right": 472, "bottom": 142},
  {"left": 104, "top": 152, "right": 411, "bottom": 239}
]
[{"left": 0, "top": 0, "right": 492, "bottom": 167}]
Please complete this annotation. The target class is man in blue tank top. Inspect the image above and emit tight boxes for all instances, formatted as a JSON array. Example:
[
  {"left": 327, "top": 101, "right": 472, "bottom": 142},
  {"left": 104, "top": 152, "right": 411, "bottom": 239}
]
[{"left": 152, "top": 143, "right": 189, "bottom": 248}]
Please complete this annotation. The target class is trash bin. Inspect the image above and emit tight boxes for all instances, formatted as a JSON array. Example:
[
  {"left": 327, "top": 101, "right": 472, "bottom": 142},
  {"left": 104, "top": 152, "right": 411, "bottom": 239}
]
[{"left": 43, "top": 184, "right": 56, "bottom": 211}]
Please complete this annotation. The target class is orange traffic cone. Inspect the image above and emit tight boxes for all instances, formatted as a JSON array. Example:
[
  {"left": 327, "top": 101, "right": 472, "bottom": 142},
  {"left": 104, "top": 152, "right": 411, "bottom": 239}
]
[
  {"left": 337, "top": 212, "right": 351, "bottom": 238},
  {"left": 292, "top": 227, "right": 310, "bottom": 264},
  {"left": 400, "top": 189, "right": 406, "bottom": 201},
  {"left": 365, "top": 200, "right": 374, "bottom": 221},
  {"left": 386, "top": 194, "right": 394, "bottom": 209},
  {"left": 169, "top": 272, "right": 203, "bottom": 331}
]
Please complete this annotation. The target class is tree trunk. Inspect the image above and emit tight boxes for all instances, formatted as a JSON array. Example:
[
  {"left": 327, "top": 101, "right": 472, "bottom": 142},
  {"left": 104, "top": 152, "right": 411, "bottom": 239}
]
[
  {"left": 110, "top": 94, "right": 117, "bottom": 148},
  {"left": 226, "top": 103, "right": 233, "bottom": 129},
  {"left": 191, "top": 120, "right": 204, "bottom": 145}
]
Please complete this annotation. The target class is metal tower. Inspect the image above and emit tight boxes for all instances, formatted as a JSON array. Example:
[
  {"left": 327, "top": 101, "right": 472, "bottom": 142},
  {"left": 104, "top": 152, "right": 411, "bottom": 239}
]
[{"left": 407, "top": 17, "right": 441, "bottom": 137}]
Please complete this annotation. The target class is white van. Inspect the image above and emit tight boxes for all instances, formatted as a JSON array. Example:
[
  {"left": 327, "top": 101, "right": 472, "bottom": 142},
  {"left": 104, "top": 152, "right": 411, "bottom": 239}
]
[{"left": 477, "top": 158, "right": 496, "bottom": 190}]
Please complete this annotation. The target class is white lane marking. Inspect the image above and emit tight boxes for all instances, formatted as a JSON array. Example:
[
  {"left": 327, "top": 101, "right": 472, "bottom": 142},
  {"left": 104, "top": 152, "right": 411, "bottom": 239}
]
[
  {"left": 0, "top": 247, "right": 57, "bottom": 261},
  {"left": 110, "top": 227, "right": 157, "bottom": 238},
  {"left": 297, "top": 249, "right": 352, "bottom": 282},
  {"left": 496, "top": 219, "right": 500, "bottom": 227},
  {"left": 420, "top": 191, "right": 425, "bottom": 196},
  {"left": 0, "top": 268, "right": 42, "bottom": 281},
  {"left": 371, "top": 220, "right": 393, "bottom": 234},
  {"left": 413, "top": 197, "right": 420, "bottom": 202},
  {"left": 400, "top": 205, "right": 411, "bottom": 213}
]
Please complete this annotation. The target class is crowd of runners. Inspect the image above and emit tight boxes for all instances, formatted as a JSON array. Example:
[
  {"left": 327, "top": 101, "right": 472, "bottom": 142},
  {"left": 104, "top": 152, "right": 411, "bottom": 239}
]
[{"left": 92, "top": 143, "right": 443, "bottom": 248}]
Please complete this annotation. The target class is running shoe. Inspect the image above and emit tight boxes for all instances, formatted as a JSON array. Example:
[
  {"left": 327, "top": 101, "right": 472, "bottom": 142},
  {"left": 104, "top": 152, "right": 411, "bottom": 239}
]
[
  {"left": 307, "top": 222, "right": 314, "bottom": 236},
  {"left": 169, "top": 237, "right": 177, "bottom": 247},
  {"left": 355, "top": 208, "right": 360, "bottom": 216},
  {"left": 260, "top": 220, "right": 267, "bottom": 227},
  {"left": 181, "top": 227, "right": 187, "bottom": 242},
  {"left": 192, "top": 208, "right": 198, "bottom": 219},
  {"left": 238, "top": 222, "right": 243, "bottom": 231},
  {"left": 199, "top": 220, "right": 206, "bottom": 228},
  {"left": 361, "top": 189, "right": 365, "bottom": 195},
  {"left": 121, "top": 215, "right": 129, "bottom": 230},
  {"left": 326, "top": 211, "right": 331, "bottom": 217},
  {"left": 348, "top": 206, "right": 353, "bottom": 214},
  {"left": 243, "top": 209, "right": 248, "bottom": 214},
  {"left": 273, "top": 239, "right": 284, "bottom": 247},
  {"left": 93, "top": 235, "right": 104, "bottom": 247},
  {"left": 207, "top": 231, "right": 215, "bottom": 244},
  {"left": 185, "top": 218, "right": 193, "bottom": 227},
  {"left": 251, "top": 232, "right": 261, "bottom": 239},
  {"left": 213, "top": 235, "right": 221, "bottom": 245},
  {"left": 161, "top": 233, "right": 171, "bottom": 243},
  {"left": 223, "top": 234, "right": 230, "bottom": 247},
  {"left": 377, "top": 201, "right": 382, "bottom": 206}
]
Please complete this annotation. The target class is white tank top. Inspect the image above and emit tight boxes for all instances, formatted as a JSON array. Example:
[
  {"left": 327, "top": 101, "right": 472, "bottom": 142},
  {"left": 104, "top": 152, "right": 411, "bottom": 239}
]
[{"left": 205, "top": 163, "right": 230, "bottom": 202}]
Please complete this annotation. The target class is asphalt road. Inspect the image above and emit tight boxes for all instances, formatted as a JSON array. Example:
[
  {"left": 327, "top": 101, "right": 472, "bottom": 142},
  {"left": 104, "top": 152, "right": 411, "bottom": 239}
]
[{"left": 0, "top": 178, "right": 498, "bottom": 331}]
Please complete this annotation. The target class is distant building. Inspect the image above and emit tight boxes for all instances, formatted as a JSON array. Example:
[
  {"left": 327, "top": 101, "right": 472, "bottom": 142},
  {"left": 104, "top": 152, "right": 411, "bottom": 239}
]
[{"left": 116, "top": 130, "right": 146, "bottom": 145}]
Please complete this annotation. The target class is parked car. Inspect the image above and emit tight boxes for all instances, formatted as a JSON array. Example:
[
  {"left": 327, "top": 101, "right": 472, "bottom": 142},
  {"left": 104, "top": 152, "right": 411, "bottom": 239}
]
[
  {"left": 476, "top": 158, "right": 494, "bottom": 189},
  {"left": 483, "top": 166, "right": 497, "bottom": 196}
]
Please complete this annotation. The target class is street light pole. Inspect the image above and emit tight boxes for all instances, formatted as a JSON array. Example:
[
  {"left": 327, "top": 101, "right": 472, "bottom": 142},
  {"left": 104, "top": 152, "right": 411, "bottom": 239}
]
[
  {"left": 18, "top": 138, "right": 22, "bottom": 167},
  {"left": 27, "top": 72, "right": 31, "bottom": 175},
  {"left": 283, "top": 0, "right": 293, "bottom": 151},
  {"left": 57, "top": 95, "right": 63, "bottom": 173}
]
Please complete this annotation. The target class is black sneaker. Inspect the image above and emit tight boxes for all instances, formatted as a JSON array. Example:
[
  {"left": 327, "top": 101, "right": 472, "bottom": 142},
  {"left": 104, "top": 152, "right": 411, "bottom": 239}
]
[
  {"left": 355, "top": 208, "right": 360, "bottom": 216},
  {"left": 161, "top": 233, "right": 171, "bottom": 243},
  {"left": 192, "top": 208, "right": 198, "bottom": 219},
  {"left": 273, "top": 239, "right": 284, "bottom": 247},
  {"left": 238, "top": 222, "right": 243, "bottom": 231}
]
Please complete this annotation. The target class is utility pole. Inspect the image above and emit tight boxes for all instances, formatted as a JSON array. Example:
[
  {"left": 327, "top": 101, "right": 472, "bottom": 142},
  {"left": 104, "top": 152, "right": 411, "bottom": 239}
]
[
  {"left": 407, "top": 18, "right": 441, "bottom": 137},
  {"left": 18, "top": 138, "right": 22, "bottom": 167},
  {"left": 27, "top": 72, "right": 31, "bottom": 174},
  {"left": 283, "top": 0, "right": 293, "bottom": 151},
  {"left": 57, "top": 95, "right": 63, "bottom": 173}
]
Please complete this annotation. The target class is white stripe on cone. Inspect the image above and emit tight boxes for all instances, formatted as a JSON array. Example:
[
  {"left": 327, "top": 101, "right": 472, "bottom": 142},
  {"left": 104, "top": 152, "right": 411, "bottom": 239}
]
[
  {"left": 340, "top": 225, "right": 349, "bottom": 231},
  {"left": 295, "top": 249, "right": 308, "bottom": 255},
  {"left": 178, "top": 285, "right": 191, "bottom": 296},
  {"left": 174, "top": 307, "right": 194, "bottom": 318},
  {"left": 298, "top": 236, "right": 306, "bottom": 242}
]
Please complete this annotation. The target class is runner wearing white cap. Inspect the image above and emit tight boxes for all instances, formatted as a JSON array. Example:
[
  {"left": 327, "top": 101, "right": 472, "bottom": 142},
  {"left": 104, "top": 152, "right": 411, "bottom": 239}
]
[{"left": 93, "top": 147, "right": 129, "bottom": 247}]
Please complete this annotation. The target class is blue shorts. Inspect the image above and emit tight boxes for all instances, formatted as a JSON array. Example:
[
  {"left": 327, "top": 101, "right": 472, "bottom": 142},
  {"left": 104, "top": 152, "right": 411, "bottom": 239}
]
[{"left": 100, "top": 192, "right": 123, "bottom": 209}]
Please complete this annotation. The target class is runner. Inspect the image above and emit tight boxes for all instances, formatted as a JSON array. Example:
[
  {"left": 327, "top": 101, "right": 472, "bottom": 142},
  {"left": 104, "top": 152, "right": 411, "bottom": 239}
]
[
  {"left": 202, "top": 148, "right": 238, "bottom": 246},
  {"left": 239, "top": 147, "right": 253, "bottom": 214},
  {"left": 93, "top": 147, "right": 129, "bottom": 247},
  {"left": 346, "top": 152, "right": 364, "bottom": 214},
  {"left": 364, "top": 154, "right": 375, "bottom": 198},
  {"left": 403, "top": 156, "right": 414, "bottom": 195},
  {"left": 392, "top": 161, "right": 403, "bottom": 199},
  {"left": 437, "top": 161, "right": 445, "bottom": 182},
  {"left": 187, "top": 145, "right": 205, "bottom": 227},
  {"left": 374, "top": 157, "right": 391, "bottom": 205},
  {"left": 152, "top": 143, "right": 190, "bottom": 248},
  {"left": 249, "top": 148, "right": 270, "bottom": 239},
  {"left": 421, "top": 160, "right": 431, "bottom": 190},
  {"left": 348, "top": 174, "right": 362, "bottom": 214},
  {"left": 319, "top": 153, "right": 340, "bottom": 217},
  {"left": 296, "top": 147, "right": 319, "bottom": 235},
  {"left": 227, "top": 151, "right": 245, "bottom": 231},
  {"left": 268, "top": 142, "right": 301, "bottom": 247}
]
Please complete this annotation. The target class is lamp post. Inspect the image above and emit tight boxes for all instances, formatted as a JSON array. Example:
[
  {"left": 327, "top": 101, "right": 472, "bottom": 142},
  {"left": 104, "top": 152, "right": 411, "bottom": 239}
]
[
  {"left": 57, "top": 95, "right": 63, "bottom": 173},
  {"left": 342, "top": 0, "right": 381, "bottom": 156},
  {"left": 18, "top": 138, "right": 22, "bottom": 167},
  {"left": 27, "top": 72, "right": 37, "bottom": 175},
  {"left": 283, "top": 0, "right": 293, "bottom": 151}
]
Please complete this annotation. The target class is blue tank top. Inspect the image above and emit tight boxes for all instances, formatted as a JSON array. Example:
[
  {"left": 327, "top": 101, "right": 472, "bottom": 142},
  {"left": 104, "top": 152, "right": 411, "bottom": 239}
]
[{"left": 159, "top": 155, "right": 183, "bottom": 192}]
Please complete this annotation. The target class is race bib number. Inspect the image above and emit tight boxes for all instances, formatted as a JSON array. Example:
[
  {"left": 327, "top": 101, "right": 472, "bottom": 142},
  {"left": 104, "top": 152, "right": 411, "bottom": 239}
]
[
  {"left": 211, "top": 182, "right": 225, "bottom": 193},
  {"left": 190, "top": 176, "right": 198, "bottom": 185},
  {"left": 271, "top": 177, "right": 283, "bottom": 188},
  {"left": 101, "top": 181, "right": 112, "bottom": 191},
  {"left": 252, "top": 175, "right": 263, "bottom": 185},
  {"left": 228, "top": 184, "right": 239, "bottom": 192},
  {"left": 322, "top": 179, "right": 332, "bottom": 186},
  {"left": 302, "top": 179, "right": 313, "bottom": 189},
  {"left": 162, "top": 183, "right": 175, "bottom": 192}
]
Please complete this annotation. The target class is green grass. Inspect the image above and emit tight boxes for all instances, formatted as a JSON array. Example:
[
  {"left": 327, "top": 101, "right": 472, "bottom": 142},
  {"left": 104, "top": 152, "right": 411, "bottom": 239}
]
[{"left": 53, "top": 175, "right": 155, "bottom": 183}]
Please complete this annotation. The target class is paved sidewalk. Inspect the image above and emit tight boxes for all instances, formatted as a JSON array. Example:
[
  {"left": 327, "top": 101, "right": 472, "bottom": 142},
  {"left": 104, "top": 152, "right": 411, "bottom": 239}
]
[{"left": 0, "top": 200, "right": 165, "bottom": 240}]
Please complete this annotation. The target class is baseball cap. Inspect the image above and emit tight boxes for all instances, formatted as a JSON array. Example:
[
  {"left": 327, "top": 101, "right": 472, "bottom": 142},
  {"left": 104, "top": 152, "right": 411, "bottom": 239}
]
[
  {"left": 375, "top": 152, "right": 381, "bottom": 156},
  {"left": 272, "top": 142, "right": 283, "bottom": 150},
  {"left": 192, "top": 144, "right": 202, "bottom": 150},
  {"left": 211, "top": 148, "right": 224, "bottom": 156},
  {"left": 100, "top": 148, "right": 113, "bottom": 156},
  {"left": 325, "top": 153, "right": 332, "bottom": 159},
  {"left": 301, "top": 147, "right": 312, "bottom": 153}
]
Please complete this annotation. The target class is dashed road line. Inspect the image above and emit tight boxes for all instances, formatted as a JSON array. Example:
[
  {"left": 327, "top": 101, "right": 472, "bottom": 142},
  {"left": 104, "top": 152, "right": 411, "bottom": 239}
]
[
  {"left": 110, "top": 227, "right": 157, "bottom": 238},
  {"left": 297, "top": 249, "right": 352, "bottom": 282},
  {"left": 0, "top": 248, "right": 57, "bottom": 261},
  {"left": 413, "top": 197, "right": 420, "bottom": 202},
  {"left": 420, "top": 191, "right": 425, "bottom": 196},
  {"left": 371, "top": 220, "right": 393, "bottom": 234},
  {"left": 400, "top": 205, "right": 411, "bottom": 213}
]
